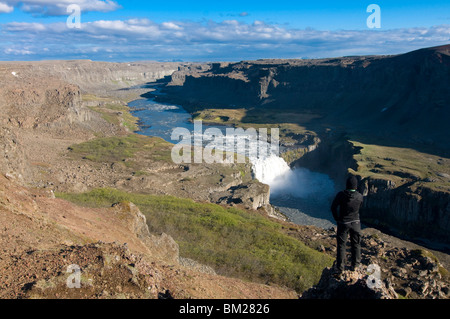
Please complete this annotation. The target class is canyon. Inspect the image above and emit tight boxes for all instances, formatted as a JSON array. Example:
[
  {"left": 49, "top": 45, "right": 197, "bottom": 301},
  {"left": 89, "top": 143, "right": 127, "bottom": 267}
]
[
  {"left": 157, "top": 45, "right": 450, "bottom": 154},
  {"left": 155, "top": 44, "right": 450, "bottom": 247},
  {"left": 0, "top": 60, "right": 301, "bottom": 298},
  {"left": 0, "top": 46, "right": 449, "bottom": 299},
  {"left": 0, "top": 61, "right": 259, "bottom": 207}
]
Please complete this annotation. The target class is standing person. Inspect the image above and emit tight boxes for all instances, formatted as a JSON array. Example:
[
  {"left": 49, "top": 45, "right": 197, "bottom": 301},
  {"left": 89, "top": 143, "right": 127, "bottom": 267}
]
[{"left": 331, "top": 175, "right": 363, "bottom": 274}]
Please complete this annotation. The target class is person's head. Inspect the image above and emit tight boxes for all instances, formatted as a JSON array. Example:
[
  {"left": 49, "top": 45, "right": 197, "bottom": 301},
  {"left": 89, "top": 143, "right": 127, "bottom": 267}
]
[{"left": 346, "top": 176, "right": 358, "bottom": 190}]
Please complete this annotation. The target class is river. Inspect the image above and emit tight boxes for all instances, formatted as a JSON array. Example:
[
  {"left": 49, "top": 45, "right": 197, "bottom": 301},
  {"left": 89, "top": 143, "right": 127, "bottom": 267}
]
[{"left": 129, "top": 97, "right": 337, "bottom": 229}]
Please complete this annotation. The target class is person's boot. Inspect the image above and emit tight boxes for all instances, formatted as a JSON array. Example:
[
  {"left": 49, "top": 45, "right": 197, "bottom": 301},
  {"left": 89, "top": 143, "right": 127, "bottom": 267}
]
[{"left": 332, "top": 264, "right": 344, "bottom": 279}]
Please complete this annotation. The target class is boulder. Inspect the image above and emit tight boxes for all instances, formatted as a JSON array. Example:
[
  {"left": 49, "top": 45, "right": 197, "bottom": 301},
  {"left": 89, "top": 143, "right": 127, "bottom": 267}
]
[
  {"left": 301, "top": 265, "right": 397, "bottom": 299},
  {"left": 215, "top": 181, "right": 270, "bottom": 210}
]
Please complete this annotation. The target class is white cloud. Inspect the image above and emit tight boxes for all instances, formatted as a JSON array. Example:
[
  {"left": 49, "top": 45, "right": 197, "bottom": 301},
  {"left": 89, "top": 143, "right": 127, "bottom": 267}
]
[
  {"left": 0, "top": 18, "right": 449, "bottom": 61},
  {"left": 4, "top": 21, "right": 47, "bottom": 31},
  {"left": 4, "top": 48, "right": 33, "bottom": 55},
  {"left": 0, "top": 2, "right": 13, "bottom": 13},
  {"left": 161, "top": 22, "right": 183, "bottom": 31},
  {"left": 2, "top": 0, "right": 120, "bottom": 16}
]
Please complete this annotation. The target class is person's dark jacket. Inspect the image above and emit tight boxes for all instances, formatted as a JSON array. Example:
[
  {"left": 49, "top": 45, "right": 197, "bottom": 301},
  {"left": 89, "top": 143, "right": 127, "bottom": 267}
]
[{"left": 331, "top": 190, "right": 363, "bottom": 223}]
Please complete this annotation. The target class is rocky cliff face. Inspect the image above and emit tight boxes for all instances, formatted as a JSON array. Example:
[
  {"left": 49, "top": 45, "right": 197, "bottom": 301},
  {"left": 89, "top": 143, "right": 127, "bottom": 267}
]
[
  {"left": 0, "top": 60, "right": 175, "bottom": 128},
  {"left": 1, "top": 60, "right": 182, "bottom": 98},
  {"left": 0, "top": 60, "right": 182, "bottom": 132},
  {"left": 0, "top": 69, "right": 89, "bottom": 183},
  {"left": 359, "top": 178, "right": 450, "bottom": 245},
  {"left": 292, "top": 132, "right": 358, "bottom": 185},
  {"left": 293, "top": 133, "right": 450, "bottom": 245},
  {"left": 0, "top": 79, "right": 86, "bottom": 129},
  {"left": 0, "top": 127, "right": 29, "bottom": 182}
]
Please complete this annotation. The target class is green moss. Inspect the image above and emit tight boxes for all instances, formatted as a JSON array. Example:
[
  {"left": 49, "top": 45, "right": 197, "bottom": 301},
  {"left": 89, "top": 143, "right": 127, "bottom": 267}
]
[
  {"left": 411, "top": 249, "right": 439, "bottom": 263},
  {"left": 82, "top": 94, "right": 113, "bottom": 102},
  {"left": 282, "top": 148, "right": 309, "bottom": 165},
  {"left": 396, "top": 292, "right": 409, "bottom": 299},
  {"left": 350, "top": 141, "right": 450, "bottom": 193},
  {"left": 133, "top": 170, "right": 148, "bottom": 177},
  {"left": 57, "top": 188, "right": 334, "bottom": 293},
  {"left": 439, "top": 266, "right": 449, "bottom": 280}
]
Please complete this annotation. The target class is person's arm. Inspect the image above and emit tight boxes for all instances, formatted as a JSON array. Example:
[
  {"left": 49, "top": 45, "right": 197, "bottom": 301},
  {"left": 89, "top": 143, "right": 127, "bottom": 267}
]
[{"left": 331, "top": 193, "right": 341, "bottom": 222}]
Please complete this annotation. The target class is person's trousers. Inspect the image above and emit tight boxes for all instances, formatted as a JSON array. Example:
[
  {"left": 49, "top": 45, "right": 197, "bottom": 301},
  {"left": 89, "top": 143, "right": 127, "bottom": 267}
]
[{"left": 336, "top": 221, "right": 361, "bottom": 272}]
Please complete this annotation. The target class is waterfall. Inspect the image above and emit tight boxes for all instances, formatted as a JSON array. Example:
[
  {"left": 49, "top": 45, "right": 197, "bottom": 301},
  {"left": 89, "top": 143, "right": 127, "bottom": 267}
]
[
  {"left": 251, "top": 154, "right": 291, "bottom": 187},
  {"left": 250, "top": 147, "right": 335, "bottom": 200}
]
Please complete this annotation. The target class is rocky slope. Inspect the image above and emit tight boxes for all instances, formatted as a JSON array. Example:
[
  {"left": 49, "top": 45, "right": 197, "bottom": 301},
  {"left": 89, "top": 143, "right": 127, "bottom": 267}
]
[
  {"left": 0, "top": 173, "right": 297, "bottom": 299},
  {"left": 288, "top": 224, "right": 450, "bottom": 299},
  {"left": 0, "top": 65, "right": 90, "bottom": 182},
  {"left": 301, "top": 266, "right": 398, "bottom": 299}
]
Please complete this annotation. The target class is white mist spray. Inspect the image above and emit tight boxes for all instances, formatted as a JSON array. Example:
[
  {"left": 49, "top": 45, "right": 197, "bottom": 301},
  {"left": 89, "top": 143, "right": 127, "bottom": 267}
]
[{"left": 251, "top": 154, "right": 291, "bottom": 186}]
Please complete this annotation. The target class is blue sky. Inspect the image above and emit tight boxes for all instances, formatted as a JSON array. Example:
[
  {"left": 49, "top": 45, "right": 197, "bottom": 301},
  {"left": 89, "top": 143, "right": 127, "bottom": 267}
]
[{"left": 0, "top": 0, "right": 449, "bottom": 61}]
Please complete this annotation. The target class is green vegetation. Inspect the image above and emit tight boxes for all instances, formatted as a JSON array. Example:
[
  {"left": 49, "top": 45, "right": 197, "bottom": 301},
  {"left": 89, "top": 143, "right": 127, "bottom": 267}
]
[
  {"left": 82, "top": 94, "right": 113, "bottom": 103},
  {"left": 410, "top": 249, "right": 449, "bottom": 281},
  {"left": 67, "top": 134, "right": 173, "bottom": 164},
  {"left": 82, "top": 94, "right": 141, "bottom": 131},
  {"left": 89, "top": 103, "right": 139, "bottom": 132},
  {"left": 66, "top": 133, "right": 253, "bottom": 188},
  {"left": 82, "top": 93, "right": 144, "bottom": 105},
  {"left": 350, "top": 141, "right": 450, "bottom": 193},
  {"left": 281, "top": 148, "right": 309, "bottom": 165},
  {"left": 57, "top": 188, "right": 334, "bottom": 292}
]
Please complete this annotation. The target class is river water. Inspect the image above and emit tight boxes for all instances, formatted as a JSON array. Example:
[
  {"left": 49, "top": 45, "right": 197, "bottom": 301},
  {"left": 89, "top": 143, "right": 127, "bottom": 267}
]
[{"left": 129, "top": 97, "right": 337, "bottom": 229}]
